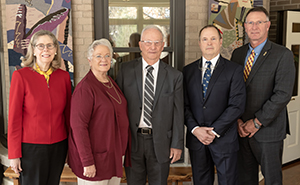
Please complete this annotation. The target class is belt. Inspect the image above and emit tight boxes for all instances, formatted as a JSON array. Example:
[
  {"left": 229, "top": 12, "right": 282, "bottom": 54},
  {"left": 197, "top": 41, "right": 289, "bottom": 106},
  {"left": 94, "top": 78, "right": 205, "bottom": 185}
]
[{"left": 137, "top": 128, "right": 152, "bottom": 135}]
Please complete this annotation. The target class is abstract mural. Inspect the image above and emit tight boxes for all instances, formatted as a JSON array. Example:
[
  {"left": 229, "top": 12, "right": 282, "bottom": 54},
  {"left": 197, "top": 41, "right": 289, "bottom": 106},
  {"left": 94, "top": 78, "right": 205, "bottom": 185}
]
[
  {"left": 6, "top": 0, "right": 73, "bottom": 84},
  {"left": 208, "top": 0, "right": 263, "bottom": 59}
]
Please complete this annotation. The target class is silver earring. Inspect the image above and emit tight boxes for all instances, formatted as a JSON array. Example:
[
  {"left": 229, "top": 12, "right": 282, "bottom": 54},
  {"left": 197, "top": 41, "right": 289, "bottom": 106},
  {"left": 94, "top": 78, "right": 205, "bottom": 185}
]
[{"left": 55, "top": 53, "right": 57, "bottom": 55}]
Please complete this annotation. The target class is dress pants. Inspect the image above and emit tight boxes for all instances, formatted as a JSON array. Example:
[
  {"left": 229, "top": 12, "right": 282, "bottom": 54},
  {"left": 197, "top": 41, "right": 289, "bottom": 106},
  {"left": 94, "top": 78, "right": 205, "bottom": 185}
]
[
  {"left": 77, "top": 176, "right": 121, "bottom": 185},
  {"left": 189, "top": 146, "right": 238, "bottom": 185},
  {"left": 125, "top": 133, "right": 170, "bottom": 185},
  {"left": 238, "top": 137, "right": 283, "bottom": 185},
  {"left": 19, "top": 139, "right": 68, "bottom": 185}
]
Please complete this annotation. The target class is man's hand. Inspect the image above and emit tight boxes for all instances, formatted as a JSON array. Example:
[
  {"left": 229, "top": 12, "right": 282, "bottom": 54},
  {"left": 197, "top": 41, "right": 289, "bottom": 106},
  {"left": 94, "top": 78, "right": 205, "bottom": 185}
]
[
  {"left": 170, "top": 148, "right": 182, "bottom": 164},
  {"left": 193, "top": 127, "right": 215, "bottom": 145},
  {"left": 237, "top": 119, "right": 249, "bottom": 137},
  {"left": 244, "top": 119, "right": 260, "bottom": 138},
  {"left": 83, "top": 164, "right": 96, "bottom": 178},
  {"left": 10, "top": 158, "right": 22, "bottom": 175}
]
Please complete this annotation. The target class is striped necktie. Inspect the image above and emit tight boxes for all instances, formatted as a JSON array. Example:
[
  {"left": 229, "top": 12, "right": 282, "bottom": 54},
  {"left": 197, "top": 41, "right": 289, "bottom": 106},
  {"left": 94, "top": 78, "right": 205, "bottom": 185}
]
[
  {"left": 244, "top": 50, "right": 255, "bottom": 81},
  {"left": 144, "top": 65, "right": 154, "bottom": 126},
  {"left": 202, "top": 61, "right": 212, "bottom": 98}
]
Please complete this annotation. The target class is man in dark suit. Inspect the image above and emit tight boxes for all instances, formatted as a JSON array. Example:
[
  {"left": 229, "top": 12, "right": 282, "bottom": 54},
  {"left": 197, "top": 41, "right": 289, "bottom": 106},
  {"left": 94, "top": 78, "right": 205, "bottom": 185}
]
[
  {"left": 116, "top": 25, "right": 184, "bottom": 185},
  {"left": 230, "top": 7, "right": 295, "bottom": 185},
  {"left": 183, "top": 25, "right": 246, "bottom": 185}
]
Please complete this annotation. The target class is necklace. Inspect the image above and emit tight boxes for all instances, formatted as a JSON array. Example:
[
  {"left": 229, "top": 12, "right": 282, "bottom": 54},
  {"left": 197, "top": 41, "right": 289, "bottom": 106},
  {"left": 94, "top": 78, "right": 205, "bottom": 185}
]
[
  {"left": 101, "top": 77, "right": 122, "bottom": 104},
  {"left": 100, "top": 76, "right": 112, "bottom": 88}
]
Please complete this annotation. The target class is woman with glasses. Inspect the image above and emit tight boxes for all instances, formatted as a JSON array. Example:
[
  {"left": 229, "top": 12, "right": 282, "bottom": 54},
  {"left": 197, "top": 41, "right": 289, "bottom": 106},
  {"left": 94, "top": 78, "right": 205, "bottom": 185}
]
[
  {"left": 8, "top": 30, "right": 72, "bottom": 185},
  {"left": 68, "top": 38, "right": 131, "bottom": 185}
]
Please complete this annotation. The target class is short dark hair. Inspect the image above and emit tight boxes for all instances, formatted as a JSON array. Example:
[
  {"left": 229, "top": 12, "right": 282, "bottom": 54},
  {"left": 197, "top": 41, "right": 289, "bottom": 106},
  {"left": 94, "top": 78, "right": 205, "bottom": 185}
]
[
  {"left": 198, "top": 25, "right": 222, "bottom": 41},
  {"left": 244, "top": 6, "right": 269, "bottom": 22}
]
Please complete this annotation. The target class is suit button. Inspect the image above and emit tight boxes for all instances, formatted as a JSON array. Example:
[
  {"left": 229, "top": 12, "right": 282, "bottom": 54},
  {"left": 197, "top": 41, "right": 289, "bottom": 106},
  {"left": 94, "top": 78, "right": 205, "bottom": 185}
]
[{"left": 203, "top": 106, "right": 206, "bottom": 109}]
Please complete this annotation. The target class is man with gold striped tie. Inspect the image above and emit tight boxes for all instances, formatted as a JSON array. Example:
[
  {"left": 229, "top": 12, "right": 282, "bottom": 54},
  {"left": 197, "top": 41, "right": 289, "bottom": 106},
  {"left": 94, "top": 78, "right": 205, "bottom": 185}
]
[{"left": 231, "top": 6, "right": 296, "bottom": 185}]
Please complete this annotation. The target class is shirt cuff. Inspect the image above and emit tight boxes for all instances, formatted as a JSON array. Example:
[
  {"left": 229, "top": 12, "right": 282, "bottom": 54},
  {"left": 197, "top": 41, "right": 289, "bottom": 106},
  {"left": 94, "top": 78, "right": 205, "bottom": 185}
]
[
  {"left": 191, "top": 126, "right": 199, "bottom": 134},
  {"left": 211, "top": 130, "right": 220, "bottom": 138}
]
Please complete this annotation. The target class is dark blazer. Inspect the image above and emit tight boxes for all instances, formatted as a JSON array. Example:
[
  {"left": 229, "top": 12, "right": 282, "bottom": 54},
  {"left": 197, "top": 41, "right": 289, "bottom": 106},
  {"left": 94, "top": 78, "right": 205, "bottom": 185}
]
[
  {"left": 183, "top": 55, "right": 246, "bottom": 153},
  {"left": 231, "top": 39, "right": 295, "bottom": 142},
  {"left": 116, "top": 57, "right": 184, "bottom": 164}
]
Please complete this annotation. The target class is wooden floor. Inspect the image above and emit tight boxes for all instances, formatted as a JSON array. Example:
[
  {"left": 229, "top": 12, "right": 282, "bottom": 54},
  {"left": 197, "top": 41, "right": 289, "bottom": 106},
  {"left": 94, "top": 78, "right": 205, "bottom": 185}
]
[{"left": 259, "top": 159, "right": 300, "bottom": 185}]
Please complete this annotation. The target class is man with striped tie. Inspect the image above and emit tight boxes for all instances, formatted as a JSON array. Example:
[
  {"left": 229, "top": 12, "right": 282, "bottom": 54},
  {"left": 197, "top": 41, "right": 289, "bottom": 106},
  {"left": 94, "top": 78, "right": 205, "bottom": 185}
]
[
  {"left": 231, "top": 7, "right": 295, "bottom": 185},
  {"left": 116, "top": 25, "right": 184, "bottom": 185},
  {"left": 183, "top": 25, "right": 246, "bottom": 185}
]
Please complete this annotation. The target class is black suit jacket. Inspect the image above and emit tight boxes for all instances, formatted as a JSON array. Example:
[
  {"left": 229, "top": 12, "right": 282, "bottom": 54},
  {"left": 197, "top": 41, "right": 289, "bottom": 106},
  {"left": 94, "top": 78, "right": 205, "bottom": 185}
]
[
  {"left": 116, "top": 58, "right": 184, "bottom": 163},
  {"left": 231, "top": 39, "right": 295, "bottom": 142},
  {"left": 183, "top": 55, "right": 246, "bottom": 153}
]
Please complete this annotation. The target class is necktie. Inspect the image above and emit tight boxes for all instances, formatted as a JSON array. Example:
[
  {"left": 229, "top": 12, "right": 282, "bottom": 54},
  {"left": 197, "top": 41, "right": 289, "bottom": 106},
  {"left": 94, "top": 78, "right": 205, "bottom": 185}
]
[
  {"left": 202, "top": 61, "right": 212, "bottom": 98},
  {"left": 144, "top": 65, "right": 154, "bottom": 126},
  {"left": 243, "top": 50, "right": 255, "bottom": 81}
]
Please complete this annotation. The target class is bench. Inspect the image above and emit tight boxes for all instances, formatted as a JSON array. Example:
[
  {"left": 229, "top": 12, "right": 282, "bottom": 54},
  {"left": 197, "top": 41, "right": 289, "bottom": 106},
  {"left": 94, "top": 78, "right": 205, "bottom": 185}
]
[{"left": 4, "top": 166, "right": 192, "bottom": 185}]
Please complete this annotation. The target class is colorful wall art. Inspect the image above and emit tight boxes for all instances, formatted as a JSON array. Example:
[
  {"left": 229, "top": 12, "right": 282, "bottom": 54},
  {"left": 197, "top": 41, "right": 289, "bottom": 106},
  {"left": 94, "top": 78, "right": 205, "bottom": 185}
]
[
  {"left": 6, "top": 0, "right": 73, "bottom": 84},
  {"left": 208, "top": 0, "right": 263, "bottom": 59}
]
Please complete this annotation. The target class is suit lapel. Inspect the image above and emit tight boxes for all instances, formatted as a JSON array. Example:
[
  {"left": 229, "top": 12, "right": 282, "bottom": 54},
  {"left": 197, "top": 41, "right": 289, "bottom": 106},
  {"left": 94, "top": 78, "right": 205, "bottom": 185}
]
[
  {"left": 204, "top": 56, "right": 225, "bottom": 102},
  {"left": 239, "top": 46, "right": 249, "bottom": 66},
  {"left": 246, "top": 40, "right": 272, "bottom": 86},
  {"left": 195, "top": 58, "right": 204, "bottom": 102},
  {"left": 153, "top": 61, "right": 167, "bottom": 110},
  {"left": 134, "top": 58, "right": 143, "bottom": 103}
]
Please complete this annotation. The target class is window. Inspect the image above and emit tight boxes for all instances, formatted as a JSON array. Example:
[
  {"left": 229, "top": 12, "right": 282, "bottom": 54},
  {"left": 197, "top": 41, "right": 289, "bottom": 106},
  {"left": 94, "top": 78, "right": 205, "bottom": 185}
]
[{"left": 94, "top": 0, "right": 185, "bottom": 79}]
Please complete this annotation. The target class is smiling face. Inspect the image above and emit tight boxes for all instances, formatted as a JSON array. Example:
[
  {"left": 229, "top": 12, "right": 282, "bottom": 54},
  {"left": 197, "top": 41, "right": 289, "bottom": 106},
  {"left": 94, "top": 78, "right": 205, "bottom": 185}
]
[
  {"left": 244, "top": 11, "right": 270, "bottom": 48},
  {"left": 34, "top": 35, "right": 57, "bottom": 69},
  {"left": 198, "top": 27, "right": 222, "bottom": 60},
  {"left": 88, "top": 45, "right": 112, "bottom": 75},
  {"left": 139, "top": 28, "right": 164, "bottom": 65}
]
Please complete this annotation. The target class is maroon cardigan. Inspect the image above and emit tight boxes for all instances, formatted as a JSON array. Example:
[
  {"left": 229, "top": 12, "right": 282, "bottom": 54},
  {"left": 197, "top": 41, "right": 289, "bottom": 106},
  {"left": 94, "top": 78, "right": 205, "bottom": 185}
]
[
  {"left": 8, "top": 67, "right": 71, "bottom": 159},
  {"left": 68, "top": 70, "right": 131, "bottom": 181}
]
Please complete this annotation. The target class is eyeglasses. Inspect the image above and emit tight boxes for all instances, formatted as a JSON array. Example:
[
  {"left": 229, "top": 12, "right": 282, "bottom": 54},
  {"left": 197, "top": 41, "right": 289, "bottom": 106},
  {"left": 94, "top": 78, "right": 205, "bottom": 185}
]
[
  {"left": 35, "top": 43, "right": 56, "bottom": 50},
  {"left": 245, "top": 21, "right": 269, "bottom": 26},
  {"left": 141, "top": 40, "right": 163, "bottom": 47},
  {"left": 93, "top": 54, "right": 111, "bottom": 60}
]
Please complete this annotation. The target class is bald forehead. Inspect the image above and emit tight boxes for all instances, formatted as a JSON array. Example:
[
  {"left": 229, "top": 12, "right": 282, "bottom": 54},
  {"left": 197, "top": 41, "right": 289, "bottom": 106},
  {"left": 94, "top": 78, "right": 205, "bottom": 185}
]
[{"left": 141, "top": 28, "right": 163, "bottom": 40}]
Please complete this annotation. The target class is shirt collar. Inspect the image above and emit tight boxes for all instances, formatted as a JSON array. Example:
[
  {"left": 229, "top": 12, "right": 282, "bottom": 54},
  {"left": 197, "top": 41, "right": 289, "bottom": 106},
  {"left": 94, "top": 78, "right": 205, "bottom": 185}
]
[
  {"left": 202, "top": 54, "right": 220, "bottom": 68},
  {"left": 248, "top": 39, "right": 267, "bottom": 56},
  {"left": 142, "top": 58, "right": 160, "bottom": 71}
]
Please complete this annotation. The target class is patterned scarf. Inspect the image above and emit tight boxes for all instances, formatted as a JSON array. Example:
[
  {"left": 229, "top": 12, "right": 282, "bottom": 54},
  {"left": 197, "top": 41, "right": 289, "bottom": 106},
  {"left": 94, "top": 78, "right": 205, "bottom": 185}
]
[{"left": 34, "top": 63, "right": 53, "bottom": 84}]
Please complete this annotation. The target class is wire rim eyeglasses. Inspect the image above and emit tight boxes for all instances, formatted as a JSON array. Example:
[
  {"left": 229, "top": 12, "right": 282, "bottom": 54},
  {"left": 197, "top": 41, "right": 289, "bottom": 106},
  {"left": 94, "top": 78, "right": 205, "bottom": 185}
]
[{"left": 35, "top": 43, "right": 56, "bottom": 50}]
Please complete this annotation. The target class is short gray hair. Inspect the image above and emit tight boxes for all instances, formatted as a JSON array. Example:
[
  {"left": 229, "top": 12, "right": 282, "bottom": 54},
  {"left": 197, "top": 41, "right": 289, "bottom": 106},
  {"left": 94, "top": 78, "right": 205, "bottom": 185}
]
[
  {"left": 87, "top": 38, "right": 113, "bottom": 60},
  {"left": 141, "top": 25, "right": 164, "bottom": 40}
]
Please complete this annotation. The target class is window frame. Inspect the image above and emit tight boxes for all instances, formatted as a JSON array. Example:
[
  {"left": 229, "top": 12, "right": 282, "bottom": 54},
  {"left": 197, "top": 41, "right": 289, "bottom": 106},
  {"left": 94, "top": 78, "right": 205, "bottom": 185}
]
[{"left": 94, "top": 0, "right": 185, "bottom": 70}]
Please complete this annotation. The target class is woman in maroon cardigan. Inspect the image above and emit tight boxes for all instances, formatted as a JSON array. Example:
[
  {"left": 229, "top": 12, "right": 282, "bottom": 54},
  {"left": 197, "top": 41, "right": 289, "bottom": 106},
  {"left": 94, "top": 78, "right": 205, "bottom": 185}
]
[
  {"left": 8, "top": 30, "right": 72, "bottom": 185},
  {"left": 68, "top": 38, "right": 131, "bottom": 185}
]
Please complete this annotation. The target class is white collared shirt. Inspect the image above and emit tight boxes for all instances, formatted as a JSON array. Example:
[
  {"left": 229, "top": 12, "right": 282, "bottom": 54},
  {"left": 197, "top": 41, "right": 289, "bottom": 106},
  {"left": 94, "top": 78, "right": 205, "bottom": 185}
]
[
  {"left": 139, "top": 58, "right": 160, "bottom": 128},
  {"left": 201, "top": 54, "right": 220, "bottom": 84}
]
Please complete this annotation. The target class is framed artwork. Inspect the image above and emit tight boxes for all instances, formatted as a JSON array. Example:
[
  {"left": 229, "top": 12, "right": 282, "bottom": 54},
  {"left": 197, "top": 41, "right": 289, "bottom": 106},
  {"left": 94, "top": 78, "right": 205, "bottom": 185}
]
[{"left": 6, "top": 0, "right": 73, "bottom": 85}]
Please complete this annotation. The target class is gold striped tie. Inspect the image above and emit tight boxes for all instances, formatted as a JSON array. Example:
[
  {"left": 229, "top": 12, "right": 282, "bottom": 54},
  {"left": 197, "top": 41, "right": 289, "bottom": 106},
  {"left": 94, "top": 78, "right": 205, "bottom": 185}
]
[{"left": 243, "top": 50, "right": 255, "bottom": 81}]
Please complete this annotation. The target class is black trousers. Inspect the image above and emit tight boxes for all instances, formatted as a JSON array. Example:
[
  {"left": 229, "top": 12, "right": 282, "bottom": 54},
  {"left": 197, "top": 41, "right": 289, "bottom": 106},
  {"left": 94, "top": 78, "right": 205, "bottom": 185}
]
[
  {"left": 19, "top": 139, "right": 67, "bottom": 185},
  {"left": 125, "top": 133, "right": 170, "bottom": 185},
  {"left": 238, "top": 137, "right": 283, "bottom": 185},
  {"left": 189, "top": 146, "right": 238, "bottom": 185}
]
